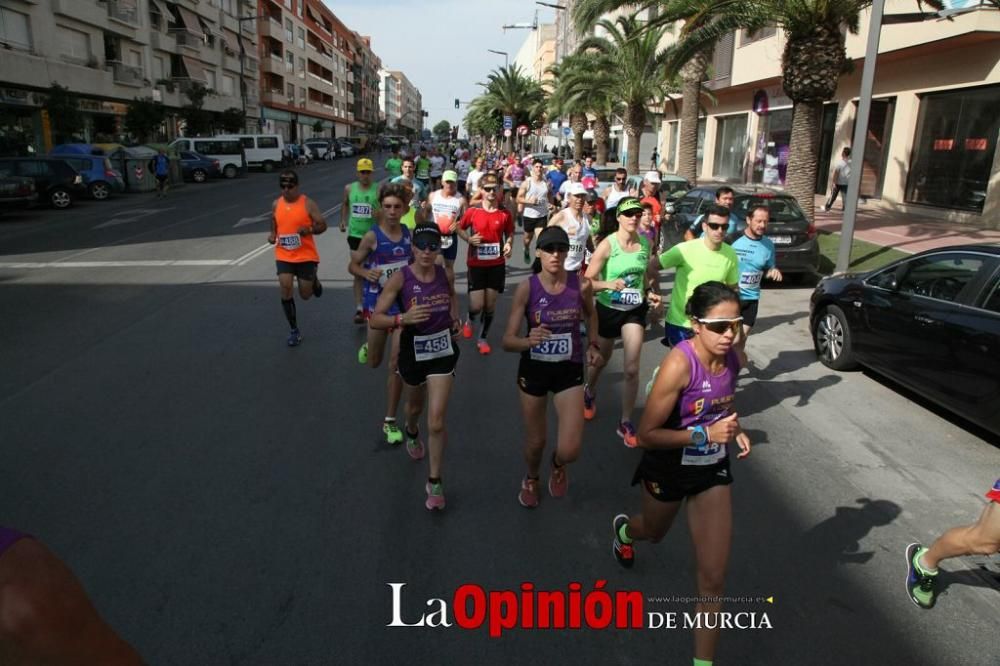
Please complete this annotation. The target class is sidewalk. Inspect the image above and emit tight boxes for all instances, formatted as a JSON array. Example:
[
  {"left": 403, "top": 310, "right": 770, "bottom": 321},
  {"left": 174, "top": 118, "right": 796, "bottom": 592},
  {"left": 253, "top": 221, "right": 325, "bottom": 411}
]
[{"left": 812, "top": 195, "right": 1000, "bottom": 254}]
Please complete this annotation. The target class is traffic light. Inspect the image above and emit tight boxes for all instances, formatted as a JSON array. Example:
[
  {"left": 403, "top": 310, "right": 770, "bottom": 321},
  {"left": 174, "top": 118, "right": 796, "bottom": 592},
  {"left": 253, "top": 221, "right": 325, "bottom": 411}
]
[{"left": 454, "top": 98, "right": 460, "bottom": 109}]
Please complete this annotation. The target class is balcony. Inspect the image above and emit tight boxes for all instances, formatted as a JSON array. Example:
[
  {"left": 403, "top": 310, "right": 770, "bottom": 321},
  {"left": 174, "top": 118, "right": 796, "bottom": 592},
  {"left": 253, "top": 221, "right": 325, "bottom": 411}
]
[
  {"left": 262, "top": 56, "right": 285, "bottom": 75},
  {"left": 260, "top": 17, "right": 282, "bottom": 39},
  {"left": 51, "top": 0, "right": 106, "bottom": 28},
  {"left": 106, "top": 0, "right": 139, "bottom": 26},
  {"left": 107, "top": 60, "right": 145, "bottom": 86},
  {"left": 171, "top": 30, "right": 204, "bottom": 52},
  {"left": 261, "top": 89, "right": 291, "bottom": 106},
  {"left": 149, "top": 30, "right": 176, "bottom": 51}
]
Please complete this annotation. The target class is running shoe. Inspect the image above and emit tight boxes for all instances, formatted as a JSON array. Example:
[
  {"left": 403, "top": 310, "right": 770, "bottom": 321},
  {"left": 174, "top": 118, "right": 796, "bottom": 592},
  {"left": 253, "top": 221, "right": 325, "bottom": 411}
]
[
  {"left": 462, "top": 320, "right": 473, "bottom": 339},
  {"left": 548, "top": 465, "right": 568, "bottom": 498},
  {"left": 905, "top": 543, "right": 938, "bottom": 609},
  {"left": 425, "top": 482, "right": 446, "bottom": 510},
  {"left": 286, "top": 328, "right": 302, "bottom": 347},
  {"left": 617, "top": 420, "right": 638, "bottom": 448},
  {"left": 518, "top": 476, "right": 540, "bottom": 508},
  {"left": 313, "top": 277, "right": 323, "bottom": 298},
  {"left": 353, "top": 310, "right": 365, "bottom": 325},
  {"left": 477, "top": 339, "right": 492, "bottom": 355},
  {"left": 406, "top": 432, "right": 425, "bottom": 461},
  {"left": 583, "top": 386, "right": 596, "bottom": 421},
  {"left": 613, "top": 514, "right": 634, "bottom": 569},
  {"left": 383, "top": 420, "right": 403, "bottom": 445},
  {"left": 357, "top": 342, "right": 368, "bottom": 364}
]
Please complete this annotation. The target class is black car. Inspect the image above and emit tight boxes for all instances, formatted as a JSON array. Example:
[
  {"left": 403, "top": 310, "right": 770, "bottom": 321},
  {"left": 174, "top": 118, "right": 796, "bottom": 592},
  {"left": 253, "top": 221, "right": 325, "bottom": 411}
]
[
  {"left": 0, "top": 176, "right": 35, "bottom": 214},
  {"left": 668, "top": 186, "right": 819, "bottom": 274},
  {"left": 178, "top": 151, "right": 221, "bottom": 183},
  {"left": 0, "top": 157, "right": 86, "bottom": 209},
  {"left": 810, "top": 244, "right": 1000, "bottom": 436}
]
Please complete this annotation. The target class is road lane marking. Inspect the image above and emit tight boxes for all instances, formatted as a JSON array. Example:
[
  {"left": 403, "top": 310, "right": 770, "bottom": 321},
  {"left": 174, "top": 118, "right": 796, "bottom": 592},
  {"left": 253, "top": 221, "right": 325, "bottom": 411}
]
[
  {"left": 234, "top": 243, "right": 273, "bottom": 266},
  {"left": 93, "top": 208, "right": 175, "bottom": 230},
  {"left": 0, "top": 260, "right": 234, "bottom": 268},
  {"left": 233, "top": 212, "right": 271, "bottom": 228}
]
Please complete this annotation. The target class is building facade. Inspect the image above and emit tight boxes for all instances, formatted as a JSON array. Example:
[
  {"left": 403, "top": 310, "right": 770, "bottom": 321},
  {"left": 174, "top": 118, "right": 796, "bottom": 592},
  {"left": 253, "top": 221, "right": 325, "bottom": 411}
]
[
  {"left": 0, "top": 0, "right": 259, "bottom": 151},
  {"left": 659, "top": 2, "right": 1000, "bottom": 224},
  {"left": 350, "top": 33, "right": 380, "bottom": 133},
  {"left": 387, "top": 70, "right": 422, "bottom": 135}
]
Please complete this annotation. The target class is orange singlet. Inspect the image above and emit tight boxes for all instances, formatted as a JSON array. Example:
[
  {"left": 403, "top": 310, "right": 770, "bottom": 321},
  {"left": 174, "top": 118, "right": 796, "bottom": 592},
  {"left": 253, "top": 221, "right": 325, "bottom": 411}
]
[{"left": 274, "top": 195, "right": 319, "bottom": 263}]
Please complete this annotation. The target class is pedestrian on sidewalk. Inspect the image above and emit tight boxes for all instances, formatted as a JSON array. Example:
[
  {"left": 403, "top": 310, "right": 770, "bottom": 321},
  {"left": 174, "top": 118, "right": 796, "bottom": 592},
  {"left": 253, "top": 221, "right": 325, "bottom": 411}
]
[
  {"left": 149, "top": 149, "right": 169, "bottom": 198},
  {"left": 823, "top": 147, "right": 852, "bottom": 212}
]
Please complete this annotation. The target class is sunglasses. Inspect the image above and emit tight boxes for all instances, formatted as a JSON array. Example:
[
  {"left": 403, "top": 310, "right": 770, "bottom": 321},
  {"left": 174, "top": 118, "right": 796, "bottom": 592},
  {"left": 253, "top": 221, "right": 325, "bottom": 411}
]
[
  {"left": 414, "top": 240, "right": 440, "bottom": 252},
  {"left": 539, "top": 243, "right": 569, "bottom": 254},
  {"left": 704, "top": 222, "right": 727, "bottom": 231},
  {"left": 279, "top": 181, "right": 297, "bottom": 189},
  {"left": 615, "top": 177, "right": 626, "bottom": 182},
  {"left": 695, "top": 317, "right": 743, "bottom": 335},
  {"left": 481, "top": 186, "right": 496, "bottom": 193},
  {"left": 619, "top": 209, "right": 643, "bottom": 218},
  {"left": 359, "top": 170, "right": 372, "bottom": 174}
]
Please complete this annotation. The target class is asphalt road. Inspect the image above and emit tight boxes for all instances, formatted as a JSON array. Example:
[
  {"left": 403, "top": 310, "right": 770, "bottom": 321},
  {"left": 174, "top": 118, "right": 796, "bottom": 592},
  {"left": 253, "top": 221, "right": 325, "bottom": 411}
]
[{"left": 1, "top": 158, "right": 998, "bottom": 665}]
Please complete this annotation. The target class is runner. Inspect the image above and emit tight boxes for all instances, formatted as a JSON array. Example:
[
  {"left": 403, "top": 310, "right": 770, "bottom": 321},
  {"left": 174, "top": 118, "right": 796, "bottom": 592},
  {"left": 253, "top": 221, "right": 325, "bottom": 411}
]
[
  {"left": 149, "top": 148, "right": 170, "bottom": 198},
  {"left": 369, "top": 223, "right": 461, "bottom": 510},
  {"left": 547, "top": 182, "right": 591, "bottom": 275},
  {"left": 636, "top": 171, "right": 663, "bottom": 230},
  {"left": 340, "top": 158, "right": 380, "bottom": 324},
  {"left": 581, "top": 155, "right": 597, "bottom": 180},
  {"left": 611, "top": 281, "right": 751, "bottom": 666},
  {"left": 517, "top": 159, "right": 552, "bottom": 263},
  {"left": 583, "top": 197, "right": 661, "bottom": 446},
  {"left": 653, "top": 204, "right": 740, "bottom": 348},
  {"left": 467, "top": 156, "right": 486, "bottom": 197},
  {"left": 601, "top": 168, "right": 631, "bottom": 213},
  {"left": 731, "top": 204, "right": 782, "bottom": 345},
  {"left": 556, "top": 162, "right": 583, "bottom": 208},
  {"left": 429, "top": 147, "right": 445, "bottom": 191},
  {"left": 684, "top": 186, "right": 741, "bottom": 241},
  {"left": 638, "top": 200, "right": 659, "bottom": 252},
  {"left": 348, "top": 182, "right": 413, "bottom": 445},
  {"left": 391, "top": 158, "right": 427, "bottom": 231},
  {"left": 906, "top": 478, "right": 1000, "bottom": 609},
  {"left": 425, "top": 170, "right": 467, "bottom": 282},
  {"left": 455, "top": 150, "right": 472, "bottom": 195},
  {"left": 384, "top": 147, "right": 403, "bottom": 178},
  {"left": 502, "top": 226, "right": 603, "bottom": 508},
  {"left": 414, "top": 147, "right": 431, "bottom": 191},
  {"left": 268, "top": 169, "right": 327, "bottom": 347},
  {"left": 456, "top": 173, "right": 514, "bottom": 354},
  {"left": 546, "top": 158, "right": 568, "bottom": 204}
]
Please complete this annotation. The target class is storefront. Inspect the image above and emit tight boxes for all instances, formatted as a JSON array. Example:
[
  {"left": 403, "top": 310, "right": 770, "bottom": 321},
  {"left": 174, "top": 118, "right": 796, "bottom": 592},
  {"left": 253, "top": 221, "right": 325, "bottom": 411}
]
[
  {"left": 0, "top": 87, "right": 128, "bottom": 154},
  {"left": 712, "top": 113, "right": 749, "bottom": 181}
]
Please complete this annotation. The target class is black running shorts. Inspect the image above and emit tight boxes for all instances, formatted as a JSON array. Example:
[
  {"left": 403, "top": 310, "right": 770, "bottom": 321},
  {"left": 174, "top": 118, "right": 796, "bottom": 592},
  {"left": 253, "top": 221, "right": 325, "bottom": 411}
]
[
  {"left": 522, "top": 215, "right": 547, "bottom": 235},
  {"left": 632, "top": 451, "right": 733, "bottom": 503},
  {"left": 468, "top": 264, "right": 506, "bottom": 293},
  {"left": 596, "top": 302, "right": 649, "bottom": 340},
  {"left": 740, "top": 299, "right": 759, "bottom": 328},
  {"left": 517, "top": 358, "right": 583, "bottom": 397},
  {"left": 275, "top": 260, "right": 317, "bottom": 281},
  {"left": 398, "top": 332, "right": 461, "bottom": 386},
  {"left": 347, "top": 235, "right": 362, "bottom": 251}
]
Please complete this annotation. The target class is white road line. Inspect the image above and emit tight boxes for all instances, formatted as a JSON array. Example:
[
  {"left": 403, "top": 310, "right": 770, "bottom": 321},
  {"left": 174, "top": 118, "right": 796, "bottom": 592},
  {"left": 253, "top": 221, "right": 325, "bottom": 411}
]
[
  {"left": 322, "top": 203, "right": 342, "bottom": 218},
  {"left": 0, "top": 260, "right": 234, "bottom": 268},
  {"left": 234, "top": 243, "right": 273, "bottom": 266}
]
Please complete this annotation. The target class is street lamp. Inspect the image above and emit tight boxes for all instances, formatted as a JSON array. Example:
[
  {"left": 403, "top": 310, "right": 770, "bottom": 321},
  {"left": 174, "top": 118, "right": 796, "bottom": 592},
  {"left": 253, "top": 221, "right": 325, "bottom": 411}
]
[{"left": 487, "top": 49, "right": 509, "bottom": 68}]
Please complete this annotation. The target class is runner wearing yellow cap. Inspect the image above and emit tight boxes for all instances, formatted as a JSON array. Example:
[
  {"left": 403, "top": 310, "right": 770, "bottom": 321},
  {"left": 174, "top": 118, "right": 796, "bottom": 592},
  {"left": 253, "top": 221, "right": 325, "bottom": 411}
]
[{"left": 340, "top": 158, "right": 380, "bottom": 324}]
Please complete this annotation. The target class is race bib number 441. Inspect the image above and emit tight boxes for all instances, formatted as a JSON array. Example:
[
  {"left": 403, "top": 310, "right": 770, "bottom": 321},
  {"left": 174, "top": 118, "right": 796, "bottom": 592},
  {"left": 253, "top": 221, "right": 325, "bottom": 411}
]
[{"left": 477, "top": 243, "right": 501, "bottom": 261}]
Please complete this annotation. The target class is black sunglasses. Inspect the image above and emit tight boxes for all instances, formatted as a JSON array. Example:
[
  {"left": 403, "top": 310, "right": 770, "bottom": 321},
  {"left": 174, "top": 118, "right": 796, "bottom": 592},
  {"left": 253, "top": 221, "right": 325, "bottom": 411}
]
[
  {"left": 615, "top": 177, "right": 626, "bottom": 182},
  {"left": 539, "top": 243, "right": 569, "bottom": 254},
  {"left": 695, "top": 317, "right": 743, "bottom": 335},
  {"left": 279, "top": 181, "right": 297, "bottom": 189},
  {"left": 704, "top": 222, "right": 727, "bottom": 231},
  {"left": 414, "top": 240, "right": 440, "bottom": 252},
  {"left": 482, "top": 186, "right": 496, "bottom": 193},
  {"left": 619, "top": 209, "right": 642, "bottom": 218}
]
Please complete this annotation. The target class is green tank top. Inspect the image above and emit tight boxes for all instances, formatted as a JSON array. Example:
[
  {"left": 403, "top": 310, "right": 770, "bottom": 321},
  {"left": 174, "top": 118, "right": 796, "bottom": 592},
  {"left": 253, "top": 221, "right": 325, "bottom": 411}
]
[
  {"left": 347, "top": 181, "right": 379, "bottom": 238},
  {"left": 597, "top": 234, "right": 650, "bottom": 310},
  {"left": 401, "top": 207, "right": 416, "bottom": 231}
]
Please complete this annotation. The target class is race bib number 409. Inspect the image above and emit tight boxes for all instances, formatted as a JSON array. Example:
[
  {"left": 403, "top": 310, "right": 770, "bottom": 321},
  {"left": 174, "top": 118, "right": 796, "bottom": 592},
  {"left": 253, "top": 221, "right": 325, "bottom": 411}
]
[{"left": 609, "top": 287, "right": 642, "bottom": 310}]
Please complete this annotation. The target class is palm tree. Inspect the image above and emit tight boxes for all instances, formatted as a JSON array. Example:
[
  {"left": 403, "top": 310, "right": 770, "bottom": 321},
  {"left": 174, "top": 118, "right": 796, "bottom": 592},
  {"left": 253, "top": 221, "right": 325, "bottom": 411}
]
[
  {"left": 576, "top": 14, "right": 675, "bottom": 174},
  {"left": 477, "top": 65, "right": 546, "bottom": 152},
  {"left": 548, "top": 52, "right": 622, "bottom": 165},
  {"left": 464, "top": 95, "right": 502, "bottom": 145},
  {"left": 653, "top": 0, "right": 944, "bottom": 221}
]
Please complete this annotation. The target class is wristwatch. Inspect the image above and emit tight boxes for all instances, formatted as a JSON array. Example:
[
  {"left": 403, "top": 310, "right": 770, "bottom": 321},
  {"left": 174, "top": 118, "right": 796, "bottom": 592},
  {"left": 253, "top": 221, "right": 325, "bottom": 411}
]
[{"left": 688, "top": 425, "right": 708, "bottom": 448}]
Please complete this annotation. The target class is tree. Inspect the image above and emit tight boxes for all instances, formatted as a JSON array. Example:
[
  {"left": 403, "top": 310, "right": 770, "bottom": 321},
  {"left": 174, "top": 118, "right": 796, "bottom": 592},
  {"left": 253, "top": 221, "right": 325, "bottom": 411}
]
[
  {"left": 547, "top": 52, "right": 623, "bottom": 166},
  {"left": 476, "top": 64, "right": 546, "bottom": 151},
  {"left": 179, "top": 82, "right": 214, "bottom": 136},
  {"left": 576, "top": 14, "right": 676, "bottom": 174},
  {"left": 124, "top": 97, "right": 167, "bottom": 143},
  {"left": 463, "top": 96, "right": 502, "bottom": 144},
  {"left": 218, "top": 107, "right": 245, "bottom": 134},
  {"left": 432, "top": 119, "right": 452, "bottom": 138},
  {"left": 44, "top": 83, "right": 85, "bottom": 144}
]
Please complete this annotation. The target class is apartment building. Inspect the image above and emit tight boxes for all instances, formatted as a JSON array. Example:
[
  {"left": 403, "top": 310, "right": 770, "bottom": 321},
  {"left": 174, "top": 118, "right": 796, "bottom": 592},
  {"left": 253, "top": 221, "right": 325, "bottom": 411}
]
[
  {"left": 0, "top": 0, "right": 259, "bottom": 150},
  {"left": 659, "top": 1, "right": 1000, "bottom": 224},
  {"left": 256, "top": 0, "right": 357, "bottom": 141},
  {"left": 387, "top": 70, "right": 422, "bottom": 135},
  {"left": 351, "top": 33, "right": 381, "bottom": 133}
]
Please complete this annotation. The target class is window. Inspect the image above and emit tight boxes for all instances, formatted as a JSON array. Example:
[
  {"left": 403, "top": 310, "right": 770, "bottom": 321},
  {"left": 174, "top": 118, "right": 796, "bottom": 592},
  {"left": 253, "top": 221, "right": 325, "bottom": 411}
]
[
  {"left": 285, "top": 18, "right": 293, "bottom": 42},
  {"left": 153, "top": 56, "right": 165, "bottom": 80},
  {"left": 128, "top": 48, "right": 142, "bottom": 68},
  {"left": 287, "top": 83, "right": 295, "bottom": 100},
  {"left": 0, "top": 7, "right": 32, "bottom": 51},
  {"left": 741, "top": 26, "right": 776, "bottom": 46},
  {"left": 980, "top": 275, "right": 1000, "bottom": 314},
  {"left": 222, "top": 74, "right": 235, "bottom": 95},
  {"left": 905, "top": 85, "right": 1000, "bottom": 213},
  {"left": 17, "top": 161, "right": 50, "bottom": 177},
  {"left": 258, "top": 137, "right": 278, "bottom": 148},
  {"left": 666, "top": 121, "right": 679, "bottom": 173},
  {"left": 59, "top": 27, "right": 90, "bottom": 61},
  {"left": 204, "top": 69, "right": 216, "bottom": 90},
  {"left": 286, "top": 51, "right": 294, "bottom": 71},
  {"left": 895, "top": 253, "right": 986, "bottom": 302},
  {"left": 298, "top": 57, "right": 305, "bottom": 78},
  {"left": 712, "top": 114, "right": 748, "bottom": 181},
  {"left": 297, "top": 27, "right": 305, "bottom": 50},
  {"left": 240, "top": 137, "right": 254, "bottom": 148}
]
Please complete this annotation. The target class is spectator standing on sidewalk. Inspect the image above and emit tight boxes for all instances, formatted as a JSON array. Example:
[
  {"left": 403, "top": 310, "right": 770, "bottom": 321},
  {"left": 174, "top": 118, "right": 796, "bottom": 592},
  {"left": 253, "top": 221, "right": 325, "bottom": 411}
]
[
  {"left": 149, "top": 149, "right": 169, "bottom": 198},
  {"left": 823, "top": 147, "right": 852, "bottom": 212}
]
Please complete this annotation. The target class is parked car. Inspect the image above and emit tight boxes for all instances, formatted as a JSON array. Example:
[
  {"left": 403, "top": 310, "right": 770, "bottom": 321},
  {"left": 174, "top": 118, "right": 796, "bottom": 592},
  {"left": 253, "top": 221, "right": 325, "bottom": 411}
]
[
  {"left": 168, "top": 138, "right": 246, "bottom": 178},
  {"left": 592, "top": 167, "right": 690, "bottom": 201},
  {"left": 56, "top": 155, "right": 124, "bottom": 201},
  {"left": 668, "top": 186, "right": 819, "bottom": 275},
  {"left": 304, "top": 139, "right": 336, "bottom": 160},
  {"left": 0, "top": 176, "right": 36, "bottom": 214},
  {"left": 0, "top": 157, "right": 86, "bottom": 209},
  {"left": 336, "top": 140, "right": 356, "bottom": 158},
  {"left": 178, "top": 151, "right": 221, "bottom": 183},
  {"left": 810, "top": 244, "right": 1000, "bottom": 437},
  {"left": 216, "top": 134, "right": 284, "bottom": 172}
]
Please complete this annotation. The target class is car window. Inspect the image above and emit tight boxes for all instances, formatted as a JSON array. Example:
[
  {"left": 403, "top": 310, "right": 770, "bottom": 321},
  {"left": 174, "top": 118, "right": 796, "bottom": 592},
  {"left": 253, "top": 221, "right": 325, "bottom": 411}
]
[
  {"left": 0, "top": 161, "right": 12, "bottom": 177},
  {"left": 240, "top": 137, "right": 254, "bottom": 148},
  {"left": 673, "top": 194, "right": 701, "bottom": 216},
  {"left": 734, "top": 196, "right": 805, "bottom": 223},
  {"left": 258, "top": 137, "right": 279, "bottom": 148},
  {"left": 866, "top": 265, "right": 900, "bottom": 290},
  {"left": 896, "top": 253, "right": 986, "bottom": 303},
  {"left": 17, "top": 161, "right": 49, "bottom": 176},
  {"left": 978, "top": 272, "right": 1000, "bottom": 314}
]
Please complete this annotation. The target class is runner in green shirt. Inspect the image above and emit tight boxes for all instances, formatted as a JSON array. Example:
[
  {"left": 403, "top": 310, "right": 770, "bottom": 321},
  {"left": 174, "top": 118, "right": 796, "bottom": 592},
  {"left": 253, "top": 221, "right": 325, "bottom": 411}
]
[
  {"left": 384, "top": 148, "right": 403, "bottom": 178},
  {"left": 414, "top": 148, "right": 431, "bottom": 189},
  {"left": 651, "top": 204, "right": 740, "bottom": 347},
  {"left": 340, "top": 158, "right": 381, "bottom": 323}
]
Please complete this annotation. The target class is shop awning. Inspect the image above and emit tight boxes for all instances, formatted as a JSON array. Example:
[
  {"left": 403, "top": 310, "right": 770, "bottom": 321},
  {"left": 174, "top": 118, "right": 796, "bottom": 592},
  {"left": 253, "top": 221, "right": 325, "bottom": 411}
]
[
  {"left": 176, "top": 5, "right": 204, "bottom": 37},
  {"left": 181, "top": 56, "right": 207, "bottom": 83}
]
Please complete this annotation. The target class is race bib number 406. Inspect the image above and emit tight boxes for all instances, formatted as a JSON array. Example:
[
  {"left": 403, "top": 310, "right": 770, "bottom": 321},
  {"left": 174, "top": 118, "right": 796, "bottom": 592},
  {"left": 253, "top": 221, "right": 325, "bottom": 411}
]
[
  {"left": 413, "top": 329, "right": 453, "bottom": 362},
  {"left": 477, "top": 243, "right": 501, "bottom": 261},
  {"left": 529, "top": 332, "right": 572, "bottom": 362}
]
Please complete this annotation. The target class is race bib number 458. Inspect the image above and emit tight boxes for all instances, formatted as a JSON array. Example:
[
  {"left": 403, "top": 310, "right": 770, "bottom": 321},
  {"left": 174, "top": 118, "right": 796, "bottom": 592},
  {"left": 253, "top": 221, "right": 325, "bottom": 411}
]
[{"left": 413, "top": 329, "right": 453, "bottom": 362}]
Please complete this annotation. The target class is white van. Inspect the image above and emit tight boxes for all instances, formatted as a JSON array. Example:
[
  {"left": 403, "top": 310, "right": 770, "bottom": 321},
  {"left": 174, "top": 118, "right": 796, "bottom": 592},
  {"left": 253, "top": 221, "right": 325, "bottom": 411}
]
[
  {"left": 216, "top": 134, "right": 285, "bottom": 172},
  {"left": 168, "top": 137, "right": 246, "bottom": 179}
]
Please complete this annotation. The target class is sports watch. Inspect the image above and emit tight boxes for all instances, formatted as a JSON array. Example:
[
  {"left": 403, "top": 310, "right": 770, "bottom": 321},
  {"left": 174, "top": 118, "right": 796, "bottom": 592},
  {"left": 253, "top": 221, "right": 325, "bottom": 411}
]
[{"left": 688, "top": 425, "right": 708, "bottom": 448}]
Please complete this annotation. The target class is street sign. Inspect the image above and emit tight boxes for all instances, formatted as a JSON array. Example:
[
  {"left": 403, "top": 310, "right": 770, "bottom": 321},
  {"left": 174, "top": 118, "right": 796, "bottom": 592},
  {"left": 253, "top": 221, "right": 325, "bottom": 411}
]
[
  {"left": 503, "top": 128, "right": 512, "bottom": 137},
  {"left": 562, "top": 127, "right": 571, "bottom": 137},
  {"left": 517, "top": 124, "right": 529, "bottom": 136},
  {"left": 503, "top": 116, "right": 513, "bottom": 130}
]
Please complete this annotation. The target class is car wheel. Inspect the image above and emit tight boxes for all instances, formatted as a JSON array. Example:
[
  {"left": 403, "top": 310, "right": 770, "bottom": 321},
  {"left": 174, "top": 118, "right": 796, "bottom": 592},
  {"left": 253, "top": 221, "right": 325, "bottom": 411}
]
[
  {"left": 192, "top": 169, "right": 207, "bottom": 183},
  {"left": 262, "top": 160, "right": 275, "bottom": 173},
  {"left": 223, "top": 164, "right": 238, "bottom": 179},
  {"left": 50, "top": 187, "right": 72, "bottom": 209},
  {"left": 89, "top": 181, "right": 111, "bottom": 200},
  {"left": 813, "top": 305, "right": 857, "bottom": 370}
]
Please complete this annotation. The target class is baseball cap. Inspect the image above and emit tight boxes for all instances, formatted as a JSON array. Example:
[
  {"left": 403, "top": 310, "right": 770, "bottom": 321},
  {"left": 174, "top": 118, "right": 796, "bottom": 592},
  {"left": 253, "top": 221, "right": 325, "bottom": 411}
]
[
  {"left": 536, "top": 225, "right": 570, "bottom": 249},
  {"left": 442, "top": 170, "right": 458, "bottom": 182},
  {"left": 617, "top": 197, "right": 644, "bottom": 215},
  {"left": 644, "top": 170, "right": 661, "bottom": 184},
  {"left": 567, "top": 182, "right": 587, "bottom": 197},
  {"left": 357, "top": 158, "right": 374, "bottom": 172},
  {"left": 581, "top": 176, "right": 597, "bottom": 190}
]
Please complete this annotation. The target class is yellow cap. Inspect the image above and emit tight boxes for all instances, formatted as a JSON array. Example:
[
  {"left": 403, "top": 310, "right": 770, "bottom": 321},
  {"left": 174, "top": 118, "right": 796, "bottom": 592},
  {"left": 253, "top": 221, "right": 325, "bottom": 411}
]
[{"left": 357, "top": 158, "right": 374, "bottom": 172}]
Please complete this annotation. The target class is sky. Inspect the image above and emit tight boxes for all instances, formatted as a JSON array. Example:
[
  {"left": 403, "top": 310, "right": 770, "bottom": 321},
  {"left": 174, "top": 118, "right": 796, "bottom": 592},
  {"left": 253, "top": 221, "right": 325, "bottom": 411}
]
[{"left": 323, "top": 0, "right": 559, "bottom": 132}]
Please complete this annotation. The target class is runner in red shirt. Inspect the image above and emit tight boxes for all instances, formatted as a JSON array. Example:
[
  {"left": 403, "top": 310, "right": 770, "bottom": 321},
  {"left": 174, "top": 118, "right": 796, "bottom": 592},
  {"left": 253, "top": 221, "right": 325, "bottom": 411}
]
[{"left": 456, "top": 173, "right": 514, "bottom": 354}]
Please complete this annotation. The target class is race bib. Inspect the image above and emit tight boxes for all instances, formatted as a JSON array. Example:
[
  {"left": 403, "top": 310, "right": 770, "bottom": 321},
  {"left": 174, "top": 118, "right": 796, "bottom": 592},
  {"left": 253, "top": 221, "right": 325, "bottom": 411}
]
[
  {"left": 584, "top": 248, "right": 593, "bottom": 265},
  {"left": 529, "top": 332, "right": 572, "bottom": 362},
  {"left": 440, "top": 235, "right": 454, "bottom": 249},
  {"left": 681, "top": 442, "right": 727, "bottom": 466},
  {"left": 352, "top": 203, "right": 373, "bottom": 219},
  {"left": 380, "top": 260, "right": 408, "bottom": 284},
  {"left": 277, "top": 234, "right": 301, "bottom": 250},
  {"left": 477, "top": 243, "right": 501, "bottom": 261},
  {"left": 609, "top": 287, "right": 642, "bottom": 311},
  {"left": 740, "top": 271, "right": 763, "bottom": 288},
  {"left": 569, "top": 242, "right": 585, "bottom": 257},
  {"left": 413, "top": 329, "right": 453, "bottom": 362}
]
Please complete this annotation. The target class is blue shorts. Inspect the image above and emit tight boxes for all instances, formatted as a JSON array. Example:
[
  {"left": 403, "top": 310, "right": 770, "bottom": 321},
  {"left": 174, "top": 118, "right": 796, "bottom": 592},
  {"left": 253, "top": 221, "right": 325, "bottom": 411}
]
[
  {"left": 363, "top": 286, "right": 400, "bottom": 317},
  {"left": 441, "top": 233, "right": 458, "bottom": 261},
  {"left": 661, "top": 323, "right": 695, "bottom": 347}
]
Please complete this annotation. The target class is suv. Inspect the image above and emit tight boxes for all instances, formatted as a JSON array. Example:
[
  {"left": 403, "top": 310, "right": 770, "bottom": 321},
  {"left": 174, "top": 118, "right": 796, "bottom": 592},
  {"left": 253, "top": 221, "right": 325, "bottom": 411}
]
[
  {"left": 56, "top": 155, "right": 124, "bottom": 201},
  {"left": 669, "top": 186, "right": 819, "bottom": 275},
  {"left": 0, "top": 157, "right": 86, "bottom": 209}
]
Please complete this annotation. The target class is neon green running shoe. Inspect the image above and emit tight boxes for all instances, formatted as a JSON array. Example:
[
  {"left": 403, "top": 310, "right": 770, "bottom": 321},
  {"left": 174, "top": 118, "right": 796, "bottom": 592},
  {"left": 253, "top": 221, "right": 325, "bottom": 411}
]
[
  {"left": 358, "top": 342, "right": 368, "bottom": 364},
  {"left": 905, "top": 543, "right": 938, "bottom": 609},
  {"left": 383, "top": 420, "right": 403, "bottom": 445}
]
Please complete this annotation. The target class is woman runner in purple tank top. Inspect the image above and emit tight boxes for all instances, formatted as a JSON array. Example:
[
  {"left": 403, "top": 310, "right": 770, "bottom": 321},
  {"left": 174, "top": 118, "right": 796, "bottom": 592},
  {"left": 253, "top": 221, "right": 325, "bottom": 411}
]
[
  {"left": 610, "top": 282, "right": 752, "bottom": 666},
  {"left": 370, "top": 223, "right": 460, "bottom": 511},
  {"left": 501, "top": 226, "right": 602, "bottom": 508}
]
